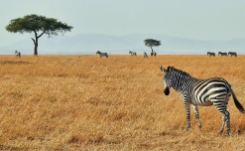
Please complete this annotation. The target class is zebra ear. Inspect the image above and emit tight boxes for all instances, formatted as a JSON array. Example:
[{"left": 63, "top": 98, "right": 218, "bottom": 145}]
[
  {"left": 168, "top": 66, "right": 174, "bottom": 72},
  {"left": 159, "top": 65, "right": 166, "bottom": 72}
]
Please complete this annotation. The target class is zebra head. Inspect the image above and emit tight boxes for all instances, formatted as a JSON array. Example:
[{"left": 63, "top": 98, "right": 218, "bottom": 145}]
[
  {"left": 96, "top": 51, "right": 101, "bottom": 54},
  {"left": 159, "top": 65, "right": 175, "bottom": 96}
]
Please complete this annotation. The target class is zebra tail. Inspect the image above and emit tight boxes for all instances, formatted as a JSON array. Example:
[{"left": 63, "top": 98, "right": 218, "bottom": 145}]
[{"left": 231, "top": 90, "right": 245, "bottom": 113}]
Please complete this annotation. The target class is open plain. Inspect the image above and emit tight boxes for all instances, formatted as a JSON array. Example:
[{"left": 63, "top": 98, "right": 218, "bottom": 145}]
[{"left": 0, "top": 54, "right": 245, "bottom": 150}]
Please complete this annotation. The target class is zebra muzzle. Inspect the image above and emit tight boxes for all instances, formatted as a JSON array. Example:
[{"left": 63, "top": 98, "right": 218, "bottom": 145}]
[{"left": 164, "top": 87, "right": 170, "bottom": 96}]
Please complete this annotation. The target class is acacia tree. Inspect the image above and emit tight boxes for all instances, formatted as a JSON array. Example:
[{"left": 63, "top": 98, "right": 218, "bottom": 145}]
[
  {"left": 6, "top": 14, "right": 73, "bottom": 55},
  {"left": 144, "top": 39, "right": 161, "bottom": 56}
]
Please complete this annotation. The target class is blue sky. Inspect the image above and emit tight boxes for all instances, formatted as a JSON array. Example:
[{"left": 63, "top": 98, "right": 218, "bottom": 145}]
[{"left": 1, "top": 0, "right": 245, "bottom": 46}]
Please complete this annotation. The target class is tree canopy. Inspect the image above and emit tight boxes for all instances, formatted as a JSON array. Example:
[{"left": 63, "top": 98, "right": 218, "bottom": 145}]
[
  {"left": 144, "top": 39, "right": 161, "bottom": 50},
  {"left": 144, "top": 39, "right": 161, "bottom": 56},
  {"left": 6, "top": 14, "right": 73, "bottom": 55}
]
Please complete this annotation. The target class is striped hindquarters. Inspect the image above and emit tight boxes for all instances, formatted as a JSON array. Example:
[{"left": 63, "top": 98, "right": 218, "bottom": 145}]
[{"left": 192, "top": 78, "right": 230, "bottom": 105}]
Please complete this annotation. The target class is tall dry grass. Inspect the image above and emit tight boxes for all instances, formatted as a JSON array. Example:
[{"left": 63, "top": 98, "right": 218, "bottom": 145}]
[{"left": 0, "top": 54, "right": 244, "bottom": 150}]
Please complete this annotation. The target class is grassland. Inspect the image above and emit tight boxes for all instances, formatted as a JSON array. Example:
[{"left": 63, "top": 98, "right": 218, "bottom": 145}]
[{"left": 0, "top": 54, "right": 245, "bottom": 150}]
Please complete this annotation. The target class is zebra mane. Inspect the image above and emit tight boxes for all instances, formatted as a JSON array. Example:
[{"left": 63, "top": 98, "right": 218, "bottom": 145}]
[{"left": 167, "top": 66, "right": 191, "bottom": 77}]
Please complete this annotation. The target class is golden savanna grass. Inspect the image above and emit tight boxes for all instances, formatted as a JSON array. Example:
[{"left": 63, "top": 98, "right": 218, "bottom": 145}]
[{"left": 0, "top": 54, "right": 245, "bottom": 150}]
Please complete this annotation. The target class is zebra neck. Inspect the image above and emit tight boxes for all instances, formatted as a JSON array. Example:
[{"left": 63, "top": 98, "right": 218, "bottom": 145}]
[{"left": 172, "top": 74, "right": 193, "bottom": 91}]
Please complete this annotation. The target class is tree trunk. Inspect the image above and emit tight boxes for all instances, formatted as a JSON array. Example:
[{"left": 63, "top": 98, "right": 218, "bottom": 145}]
[
  {"left": 150, "top": 47, "right": 153, "bottom": 56},
  {"left": 34, "top": 42, "right": 38, "bottom": 55},
  {"left": 31, "top": 37, "right": 38, "bottom": 55},
  {"left": 32, "top": 30, "right": 41, "bottom": 56}
]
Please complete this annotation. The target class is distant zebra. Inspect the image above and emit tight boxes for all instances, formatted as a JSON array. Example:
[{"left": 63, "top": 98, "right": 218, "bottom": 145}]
[
  {"left": 218, "top": 51, "right": 227, "bottom": 57},
  {"left": 207, "top": 51, "right": 215, "bottom": 57},
  {"left": 228, "top": 51, "right": 237, "bottom": 57},
  {"left": 96, "top": 50, "right": 108, "bottom": 58},
  {"left": 15, "top": 50, "right": 21, "bottom": 57},
  {"left": 151, "top": 51, "right": 157, "bottom": 57},
  {"left": 159, "top": 66, "right": 245, "bottom": 135},
  {"left": 129, "top": 50, "right": 137, "bottom": 56},
  {"left": 144, "top": 52, "right": 148, "bottom": 58}
]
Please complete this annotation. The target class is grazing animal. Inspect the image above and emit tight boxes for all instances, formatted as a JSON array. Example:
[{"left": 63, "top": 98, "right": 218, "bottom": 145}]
[
  {"left": 218, "top": 52, "right": 227, "bottom": 57},
  {"left": 129, "top": 51, "right": 137, "bottom": 56},
  {"left": 15, "top": 50, "right": 21, "bottom": 57},
  {"left": 96, "top": 50, "right": 108, "bottom": 58},
  {"left": 151, "top": 51, "right": 157, "bottom": 57},
  {"left": 144, "top": 52, "right": 148, "bottom": 58},
  {"left": 207, "top": 51, "right": 215, "bottom": 57},
  {"left": 228, "top": 52, "right": 237, "bottom": 57},
  {"left": 159, "top": 65, "right": 245, "bottom": 135}
]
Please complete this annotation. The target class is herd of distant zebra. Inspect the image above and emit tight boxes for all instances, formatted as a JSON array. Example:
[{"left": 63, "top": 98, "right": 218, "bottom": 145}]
[
  {"left": 96, "top": 50, "right": 157, "bottom": 58},
  {"left": 96, "top": 50, "right": 238, "bottom": 58},
  {"left": 207, "top": 51, "right": 237, "bottom": 57},
  {"left": 12, "top": 50, "right": 239, "bottom": 59}
]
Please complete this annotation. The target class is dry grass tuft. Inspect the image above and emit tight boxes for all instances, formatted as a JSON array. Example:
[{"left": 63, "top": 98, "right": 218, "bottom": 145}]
[{"left": 0, "top": 54, "right": 244, "bottom": 150}]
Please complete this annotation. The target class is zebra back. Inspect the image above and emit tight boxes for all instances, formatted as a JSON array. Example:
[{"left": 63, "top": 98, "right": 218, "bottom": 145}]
[
  {"left": 228, "top": 51, "right": 237, "bottom": 57},
  {"left": 207, "top": 52, "right": 215, "bottom": 56},
  {"left": 218, "top": 51, "right": 227, "bottom": 56},
  {"left": 96, "top": 50, "right": 108, "bottom": 58}
]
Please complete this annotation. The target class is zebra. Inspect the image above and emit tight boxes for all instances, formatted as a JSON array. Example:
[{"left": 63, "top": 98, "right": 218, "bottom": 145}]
[
  {"left": 218, "top": 51, "right": 227, "bottom": 57},
  {"left": 129, "top": 51, "right": 137, "bottom": 56},
  {"left": 207, "top": 51, "right": 215, "bottom": 57},
  {"left": 144, "top": 52, "right": 148, "bottom": 58},
  {"left": 151, "top": 51, "right": 157, "bottom": 57},
  {"left": 15, "top": 50, "right": 21, "bottom": 57},
  {"left": 96, "top": 50, "right": 108, "bottom": 58},
  {"left": 159, "top": 65, "right": 245, "bottom": 135},
  {"left": 228, "top": 51, "right": 237, "bottom": 57}
]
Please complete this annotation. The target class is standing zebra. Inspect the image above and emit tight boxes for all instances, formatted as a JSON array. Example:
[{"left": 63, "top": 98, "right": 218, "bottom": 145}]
[
  {"left": 96, "top": 50, "right": 108, "bottom": 58},
  {"left": 228, "top": 51, "right": 237, "bottom": 57},
  {"left": 129, "top": 50, "right": 137, "bottom": 56},
  {"left": 207, "top": 51, "right": 215, "bottom": 57},
  {"left": 151, "top": 51, "right": 157, "bottom": 57},
  {"left": 15, "top": 50, "right": 21, "bottom": 57},
  {"left": 159, "top": 65, "right": 245, "bottom": 135},
  {"left": 218, "top": 51, "right": 227, "bottom": 57},
  {"left": 144, "top": 52, "right": 148, "bottom": 58}
]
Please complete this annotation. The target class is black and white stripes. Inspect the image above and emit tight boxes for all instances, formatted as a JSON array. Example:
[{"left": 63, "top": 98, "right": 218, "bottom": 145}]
[
  {"left": 207, "top": 51, "right": 215, "bottom": 57},
  {"left": 218, "top": 51, "right": 227, "bottom": 56},
  {"left": 159, "top": 66, "right": 245, "bottom": 135},
  {"left": 207, "top": 51, "right": 238, "bottom": 57},
  {"left": 151, "top": 51, "right": 157, "bottom": 57},
  {"left": 96, "top": 50, "right": 108, "bottom": 58},
  {"left": 228, "top": 51, "right": 237, "bottom": 57},
  {"left": 15, "top": 50, "right": 21, "bottom": 57},
  {"left": 129, "top": 51, "right": 137, "bottom": 56}
]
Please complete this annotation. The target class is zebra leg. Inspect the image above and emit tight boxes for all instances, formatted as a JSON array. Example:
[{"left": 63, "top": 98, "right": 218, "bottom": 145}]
[
  {"left": 192, "top": 105, "right": 202, "bottom": 129},
  {"left": 225, "top": 111, "right": 230, "bottom": 135},
  {"left": 213, "top": 102, "right": 230, "bottom": 135},
  {"left": 219, "top": 110, "right": 230, "bottom": 135},
  {"left": 184, "top": 103, "right": 191, "bottom": 131}
]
